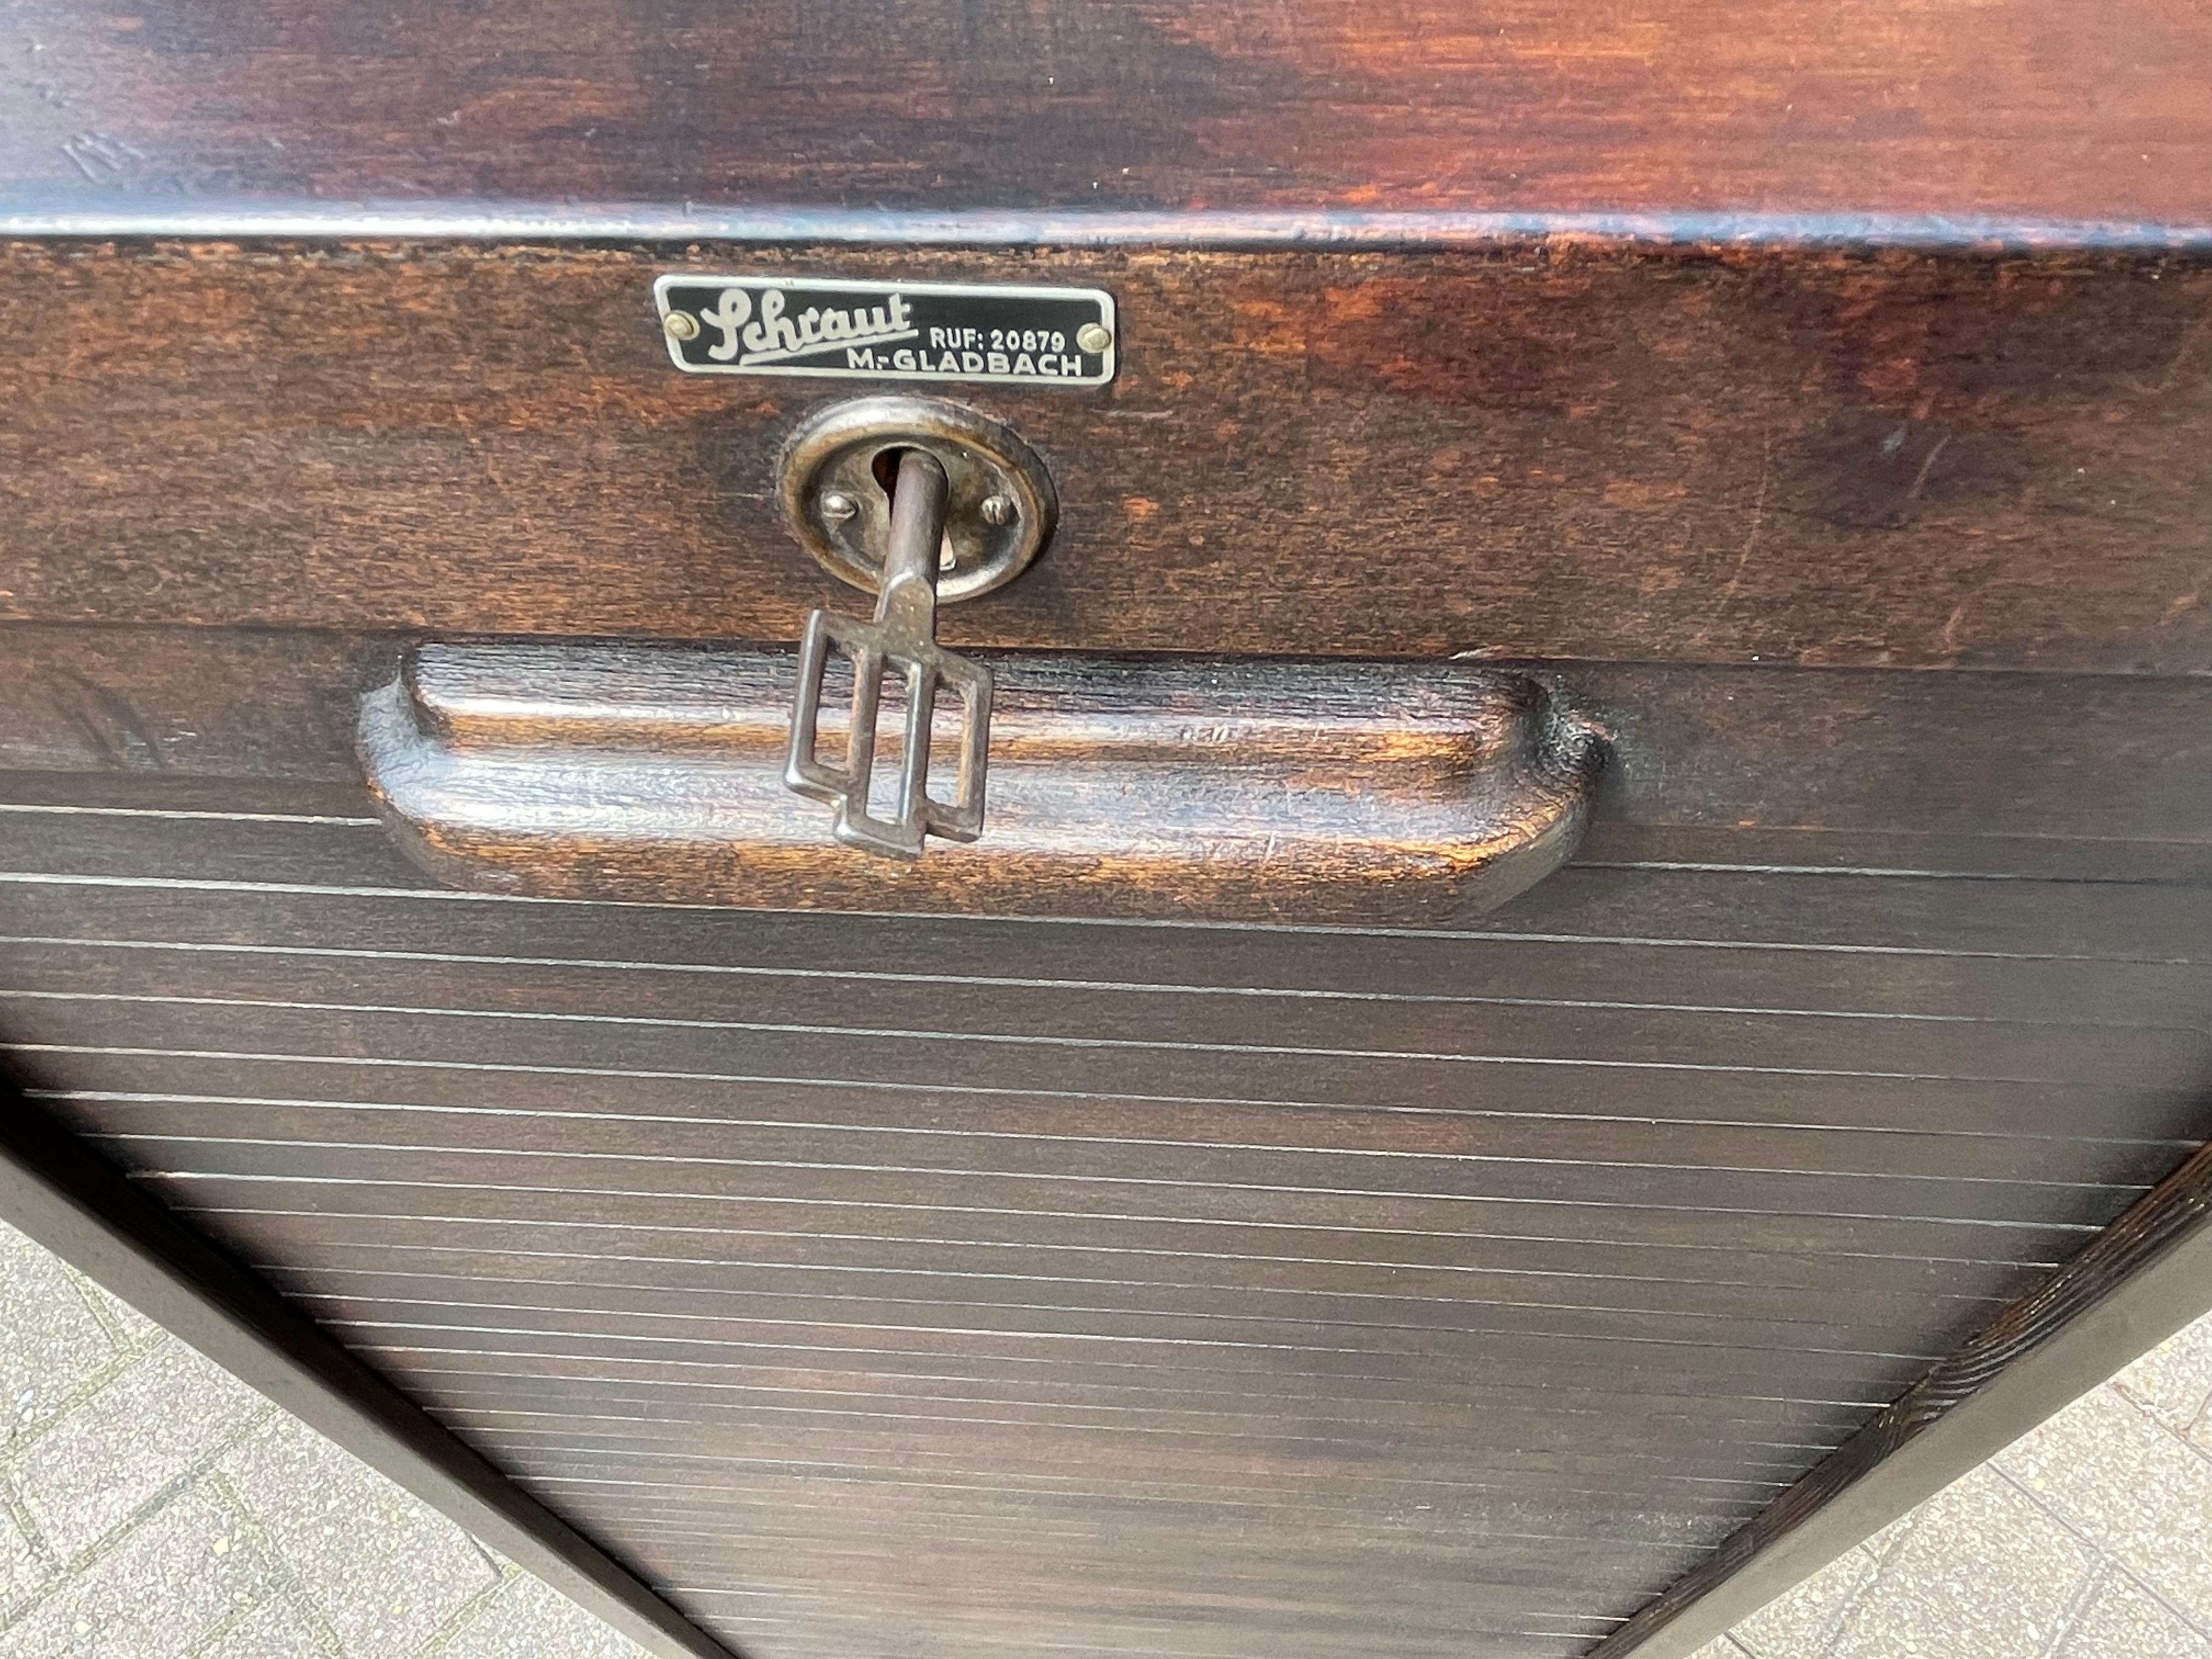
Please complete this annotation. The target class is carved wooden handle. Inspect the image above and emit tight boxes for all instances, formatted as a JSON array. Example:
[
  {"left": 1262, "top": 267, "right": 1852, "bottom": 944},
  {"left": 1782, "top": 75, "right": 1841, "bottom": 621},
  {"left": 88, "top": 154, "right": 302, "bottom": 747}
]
[{"left": 358, "top": 644, "right": 1607, "bottom": 925}]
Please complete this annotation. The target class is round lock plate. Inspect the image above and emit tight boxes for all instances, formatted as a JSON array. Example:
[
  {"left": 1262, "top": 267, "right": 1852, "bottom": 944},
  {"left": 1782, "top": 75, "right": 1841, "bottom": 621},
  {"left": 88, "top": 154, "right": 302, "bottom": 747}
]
[{"left": 778, "top": 396, "right": 1057, "bottom": 602}]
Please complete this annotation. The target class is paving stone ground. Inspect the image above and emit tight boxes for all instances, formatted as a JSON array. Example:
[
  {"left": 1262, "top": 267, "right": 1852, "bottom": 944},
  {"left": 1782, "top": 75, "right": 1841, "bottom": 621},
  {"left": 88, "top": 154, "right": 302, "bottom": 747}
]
[
  {"left": 3, "top": 1212, "right": 2210, "bottom": 1658},
  {"left": 0, "top": 1217, "right": 647, "bottom": 1659},
  {"left": 1691, "top": 1317, "right": 2212, "bottom": 1659}
]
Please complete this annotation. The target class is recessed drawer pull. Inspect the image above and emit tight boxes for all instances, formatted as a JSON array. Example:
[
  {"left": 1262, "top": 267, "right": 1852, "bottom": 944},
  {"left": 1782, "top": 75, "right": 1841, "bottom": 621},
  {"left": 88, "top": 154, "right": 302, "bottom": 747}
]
[{"left": 358, "top": 646, "right": 1607, "bottom": 924}]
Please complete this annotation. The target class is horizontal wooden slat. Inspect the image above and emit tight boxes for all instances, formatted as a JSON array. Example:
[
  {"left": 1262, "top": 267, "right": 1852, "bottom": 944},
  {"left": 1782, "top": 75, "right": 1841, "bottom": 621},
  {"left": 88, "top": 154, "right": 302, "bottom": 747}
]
[
  {"left": 561, "top": 1491, "right": 1684, "bottom": 1659},
  {"left": 35, "top": 1063, "right": 2193, "bottom": 1187},
  {"left": 8, "top": 944, "right": 2204, "bottom": 1088},
  {"left": 224, "top": 1256, "right": 2008, "bottom": 1362},
  {"left": 158, "top": 1197, "right": 2035, "bottom": 1370},
  {"left": 274, "top": 1305, "right": 1923, "bottom": 1419},
  {"left": 11, "top": 807, "right": 2212, "bottom": 960},
  {"left": 10, "top": 880, "right": 2212, "bottom": 1032},
  {"left": 224, "top": 1210, "right": 2027, "bottom": 1318},
  {"left": 371, "top": 1390, "right": 1808, "bottom": 1499},
  {"left": 11, "top": 1016, "right": 2202, "bottom": 1209},
  {"left": 338, "top": 1319, "right": 1892, "bottom": 1426},
  {"left": 77, "top": 1129, "right": 2101, "bottom": 1265},
  {"left": 31, "top": 1088, "right": 2157, "bottom": 1239},
  {"left": 238, "top": 1255, "right": 1959, "bottom": 1366},
  {"left": 397, "top": 1370, "right": 1858, "bottom": 1452},
  {"left": 377, "top": 1363, "right": 1857, "bottom": 1464}
]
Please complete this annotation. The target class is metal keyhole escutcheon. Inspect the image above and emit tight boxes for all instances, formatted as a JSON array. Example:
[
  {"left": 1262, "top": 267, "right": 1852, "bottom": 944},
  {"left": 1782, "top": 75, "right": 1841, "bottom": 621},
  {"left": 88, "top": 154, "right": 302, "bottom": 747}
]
[{"left": 780, "top": 397, "right": 1057, "bottom": 859}]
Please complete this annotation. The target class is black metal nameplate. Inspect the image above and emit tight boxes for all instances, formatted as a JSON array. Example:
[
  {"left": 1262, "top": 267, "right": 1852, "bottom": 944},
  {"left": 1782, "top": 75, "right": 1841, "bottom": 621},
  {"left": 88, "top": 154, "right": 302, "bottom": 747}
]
[{"left": 653, "top": 275, "right": 1116, "bottom": 387}]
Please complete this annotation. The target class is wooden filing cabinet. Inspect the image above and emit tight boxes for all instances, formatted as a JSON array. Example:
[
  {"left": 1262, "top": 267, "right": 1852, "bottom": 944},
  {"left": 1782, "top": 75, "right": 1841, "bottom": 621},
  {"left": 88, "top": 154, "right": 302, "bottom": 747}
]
[{"left": 2, "top": 7, "right": 2210, "bottom": 1657}]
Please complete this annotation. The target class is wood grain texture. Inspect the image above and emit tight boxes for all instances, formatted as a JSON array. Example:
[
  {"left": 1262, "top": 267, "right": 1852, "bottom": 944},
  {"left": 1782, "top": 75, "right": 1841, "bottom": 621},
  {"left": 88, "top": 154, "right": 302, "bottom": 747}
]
[
  {"left": 3, "top": 0, "right": 2212, "bottom": 225},
  {"left": 359, "top": 642, "right": 1605, "bottom": 922},
  {"left": 17, "top": 792, "right": 2212, "bottom": 961},
  {"left": 10, "top": 625, "right": 2212, "bottom": 874},
  {"left": 0, "top": 1072, "right": 741, "bottom": 1659},
  {"left": 3, "top": 759, "right": 2210, "bottom": 1659},
  {"left": 1, "top": 63, "right": 2209, "bottom": 1636},
  {"left": 3, "top": 242, "right": 2212, "bottom": 671},
  {"left": 1592, "top": 1132, "right": 2212, "bottom": 1659}
]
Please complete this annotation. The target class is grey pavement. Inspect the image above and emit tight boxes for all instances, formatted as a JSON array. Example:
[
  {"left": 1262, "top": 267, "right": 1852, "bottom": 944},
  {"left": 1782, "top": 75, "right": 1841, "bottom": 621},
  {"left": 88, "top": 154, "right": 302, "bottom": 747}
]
[
  {"left": 1697, "top": 1317, "right": 2212, "bottom": 1659},
  {"left": 3, "top": 1213, "right": 2210, "bottom": 1658},
  {"left": 0, "top": 1217, "right": 647, "bottom": 1659}
]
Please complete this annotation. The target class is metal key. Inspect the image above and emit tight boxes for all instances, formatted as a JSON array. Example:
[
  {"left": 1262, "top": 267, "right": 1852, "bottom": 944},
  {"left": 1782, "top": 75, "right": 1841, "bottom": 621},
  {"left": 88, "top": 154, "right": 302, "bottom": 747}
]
[{"left": 784, "top": 447, "right": 993, "bottom": 859}]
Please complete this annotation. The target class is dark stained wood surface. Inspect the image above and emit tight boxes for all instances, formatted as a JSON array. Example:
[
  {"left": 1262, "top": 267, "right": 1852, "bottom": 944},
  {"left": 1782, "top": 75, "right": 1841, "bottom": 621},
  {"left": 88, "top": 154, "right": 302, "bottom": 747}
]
[
  {"left": 10, "top": 624, "right": 2212, "bottom": 869},
  {"left": 0, "top": 1073, "right": 740, "bottom": 1659},
  {"left": 5, "top": 0, "right": 2212, "bottom": 227},
  {"left": 360, "top": 643, "right": 1606, "bottom": 922},
  {"left": 3, "top": 676, "right": 2210, "bottom": 1656},
  {"left": 1593, "top": 1133, "right": 2212, "bottom": 1658},
  {"left": 5, "top": 242, "right": 2212, "bottom": 672},
  {"left": 3, "top": 25, "right": 2211, "bottom": 1624}
]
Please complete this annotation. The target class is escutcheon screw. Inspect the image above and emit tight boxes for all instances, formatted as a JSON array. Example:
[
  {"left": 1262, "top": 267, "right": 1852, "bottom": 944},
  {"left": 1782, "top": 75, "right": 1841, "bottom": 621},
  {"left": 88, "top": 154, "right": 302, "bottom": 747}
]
[
  {"left": 819, "top": 492, "right": 860, "bottom": 523},
  {"left": 979, "top": 494, "right": 1018, "bottom": 527}
]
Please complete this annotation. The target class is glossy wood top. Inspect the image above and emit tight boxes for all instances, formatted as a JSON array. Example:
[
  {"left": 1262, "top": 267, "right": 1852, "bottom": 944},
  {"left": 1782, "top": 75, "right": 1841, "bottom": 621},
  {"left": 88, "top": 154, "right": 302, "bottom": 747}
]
[{"left": 3, "top": 0, "right": 2210, "bottom": 230}]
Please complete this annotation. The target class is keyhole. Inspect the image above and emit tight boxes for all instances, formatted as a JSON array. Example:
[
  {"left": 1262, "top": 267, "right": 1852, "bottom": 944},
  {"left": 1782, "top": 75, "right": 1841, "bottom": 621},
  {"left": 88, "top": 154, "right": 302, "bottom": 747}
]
[
  {"left": 868, "top": 444, "right": 907, "bottom": 500},
  {"left": 872, "top": 446, "right": 957, "bottom": 573}
]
